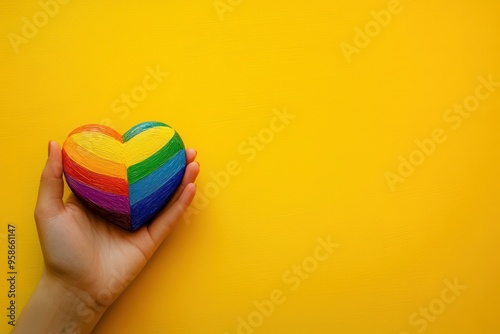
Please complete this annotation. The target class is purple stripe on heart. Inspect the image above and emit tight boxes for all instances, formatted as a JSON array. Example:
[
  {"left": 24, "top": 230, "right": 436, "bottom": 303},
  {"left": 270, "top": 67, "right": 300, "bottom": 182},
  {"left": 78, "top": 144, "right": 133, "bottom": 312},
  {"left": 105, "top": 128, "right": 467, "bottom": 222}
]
[
  {"left": 65, "top": 174, "right": 131, "bottom": 214},
  {"left": 72, "top": 191, "right": 132, "bottom": 231}
]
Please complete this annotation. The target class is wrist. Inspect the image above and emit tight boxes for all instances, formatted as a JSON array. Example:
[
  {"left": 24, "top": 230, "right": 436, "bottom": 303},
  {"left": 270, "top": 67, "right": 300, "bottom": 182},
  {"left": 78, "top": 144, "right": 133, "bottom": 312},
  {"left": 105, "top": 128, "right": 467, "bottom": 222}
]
[{"left": 13, "top": 270, "right": 109, "bottom": 334}]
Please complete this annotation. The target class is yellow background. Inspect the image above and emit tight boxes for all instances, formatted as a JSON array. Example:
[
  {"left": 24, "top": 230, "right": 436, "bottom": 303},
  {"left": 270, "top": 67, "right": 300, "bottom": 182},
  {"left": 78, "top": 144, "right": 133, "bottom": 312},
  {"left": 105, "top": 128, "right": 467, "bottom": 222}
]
[{"left": 1, "top": 0, "right": 500, "bottom": 333}]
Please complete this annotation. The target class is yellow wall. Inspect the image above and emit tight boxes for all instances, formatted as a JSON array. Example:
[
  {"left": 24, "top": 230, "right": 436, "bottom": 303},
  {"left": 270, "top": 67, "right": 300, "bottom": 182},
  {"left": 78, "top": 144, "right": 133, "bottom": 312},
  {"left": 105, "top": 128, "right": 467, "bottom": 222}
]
[{"left": 1, "top": 0, "right": 500, "bottom": 333}]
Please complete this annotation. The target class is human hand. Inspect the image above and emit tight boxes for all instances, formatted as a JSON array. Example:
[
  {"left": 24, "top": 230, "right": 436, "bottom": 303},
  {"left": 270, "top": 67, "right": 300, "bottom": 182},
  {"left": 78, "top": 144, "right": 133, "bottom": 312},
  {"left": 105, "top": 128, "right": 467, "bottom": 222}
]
[{"left": 13, "top": 141, "right": 200, "bottom": 334}]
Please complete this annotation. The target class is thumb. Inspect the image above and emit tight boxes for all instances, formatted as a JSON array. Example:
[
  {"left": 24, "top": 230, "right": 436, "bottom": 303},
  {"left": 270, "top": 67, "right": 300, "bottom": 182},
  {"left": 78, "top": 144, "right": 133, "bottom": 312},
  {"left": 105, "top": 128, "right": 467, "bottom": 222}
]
[{"left": 35, "top": 141, "right": 65, "bottom": 222}]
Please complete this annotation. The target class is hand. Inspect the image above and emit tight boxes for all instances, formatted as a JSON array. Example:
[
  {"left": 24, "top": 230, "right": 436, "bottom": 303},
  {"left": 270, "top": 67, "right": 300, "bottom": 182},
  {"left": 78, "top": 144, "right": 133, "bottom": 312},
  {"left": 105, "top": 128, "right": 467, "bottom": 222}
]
[{"left": 13, "top": 141, "right": 200, "bottom": 334}]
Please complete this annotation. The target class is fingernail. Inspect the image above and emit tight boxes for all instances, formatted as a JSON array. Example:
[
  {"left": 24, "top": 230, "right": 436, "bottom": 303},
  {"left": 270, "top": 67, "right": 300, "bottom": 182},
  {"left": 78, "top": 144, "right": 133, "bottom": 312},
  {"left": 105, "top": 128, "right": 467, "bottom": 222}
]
[{"left": 48, "top": 140, "right": 52, "bottom": 157}]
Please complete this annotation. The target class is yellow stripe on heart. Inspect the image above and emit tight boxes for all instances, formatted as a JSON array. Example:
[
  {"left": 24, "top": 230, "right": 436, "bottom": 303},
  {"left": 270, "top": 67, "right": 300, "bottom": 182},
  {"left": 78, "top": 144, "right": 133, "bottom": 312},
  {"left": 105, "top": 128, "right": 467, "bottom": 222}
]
[
  {"left": 123, "top": 126, "right": 175, "bottom": 166},
  {"left": 64, "top": 126, "right": 175, "bottom": 179},
  {"left": 64, "top": 139, "right": 127, "bottom": 178}
]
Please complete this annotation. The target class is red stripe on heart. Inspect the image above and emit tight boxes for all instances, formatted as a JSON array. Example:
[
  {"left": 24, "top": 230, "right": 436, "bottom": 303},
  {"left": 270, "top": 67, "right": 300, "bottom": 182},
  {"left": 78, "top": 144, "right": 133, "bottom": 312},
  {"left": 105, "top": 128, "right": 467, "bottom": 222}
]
[
  {"left": 62, "top": 150, "right": 129, "bottom": 196},
  {"left": 68, "top": 124, "right": 124, "bottom": 143}
]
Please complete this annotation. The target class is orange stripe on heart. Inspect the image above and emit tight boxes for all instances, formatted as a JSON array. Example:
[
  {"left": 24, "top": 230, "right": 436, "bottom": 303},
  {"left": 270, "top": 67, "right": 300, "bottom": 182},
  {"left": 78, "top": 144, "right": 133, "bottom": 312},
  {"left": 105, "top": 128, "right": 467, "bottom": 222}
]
[{"left": 62, "top": 122, "right": 186, "bottom": 231}]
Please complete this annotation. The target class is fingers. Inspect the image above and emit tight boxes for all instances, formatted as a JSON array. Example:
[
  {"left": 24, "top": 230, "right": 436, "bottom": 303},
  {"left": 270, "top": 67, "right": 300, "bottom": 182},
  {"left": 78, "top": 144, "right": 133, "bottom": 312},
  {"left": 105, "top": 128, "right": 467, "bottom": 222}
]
[
  {"left": 186, "top": 148, "right": 197, "bottom": 164},
  {"left": 35, "top": 141, "right": 65, "bottom": 222},
  {"left": 148, "top": 183, "right": 197, "bottom": 246}
]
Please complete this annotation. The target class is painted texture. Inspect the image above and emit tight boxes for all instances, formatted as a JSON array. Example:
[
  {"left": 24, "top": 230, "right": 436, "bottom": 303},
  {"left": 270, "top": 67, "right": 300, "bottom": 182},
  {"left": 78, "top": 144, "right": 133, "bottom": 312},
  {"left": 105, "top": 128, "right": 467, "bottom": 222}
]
[
  {"left": 1, "top": 0, "right": 500, "bottom": 333},
  {"left": 62, "top": 122, "right": 186, "bottom": 231}
]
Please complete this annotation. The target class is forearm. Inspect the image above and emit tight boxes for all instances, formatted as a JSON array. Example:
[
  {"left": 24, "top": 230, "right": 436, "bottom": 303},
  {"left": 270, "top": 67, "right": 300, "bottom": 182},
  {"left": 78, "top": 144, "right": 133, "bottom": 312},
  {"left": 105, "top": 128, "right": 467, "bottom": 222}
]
[{"left": 12, "top": 271, "right": 108, "bottom": 334}]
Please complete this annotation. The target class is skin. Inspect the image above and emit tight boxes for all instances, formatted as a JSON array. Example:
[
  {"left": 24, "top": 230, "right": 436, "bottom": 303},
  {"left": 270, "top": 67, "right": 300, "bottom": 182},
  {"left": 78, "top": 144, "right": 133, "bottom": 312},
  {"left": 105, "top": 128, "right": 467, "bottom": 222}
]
[{"left": 12, "top": 141, "right": 200, "bottom": 334}]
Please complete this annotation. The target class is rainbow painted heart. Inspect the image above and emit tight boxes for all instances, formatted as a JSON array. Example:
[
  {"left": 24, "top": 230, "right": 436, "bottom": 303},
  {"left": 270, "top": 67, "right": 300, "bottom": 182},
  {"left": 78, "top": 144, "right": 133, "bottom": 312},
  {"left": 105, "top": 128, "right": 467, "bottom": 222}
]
[{"left": 62, "top": 121, "right": 186, "bottom": 231}]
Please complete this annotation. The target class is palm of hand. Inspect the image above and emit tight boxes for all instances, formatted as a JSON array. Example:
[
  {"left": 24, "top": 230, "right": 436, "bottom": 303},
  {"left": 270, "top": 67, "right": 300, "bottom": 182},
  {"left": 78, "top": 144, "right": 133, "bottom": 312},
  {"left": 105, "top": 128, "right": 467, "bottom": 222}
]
[
  {"left": 35, "top": 142, "right": 199, "bottom": 306},
  {"left": 39, "top": 195, "right": 151, "bottom": 301}
]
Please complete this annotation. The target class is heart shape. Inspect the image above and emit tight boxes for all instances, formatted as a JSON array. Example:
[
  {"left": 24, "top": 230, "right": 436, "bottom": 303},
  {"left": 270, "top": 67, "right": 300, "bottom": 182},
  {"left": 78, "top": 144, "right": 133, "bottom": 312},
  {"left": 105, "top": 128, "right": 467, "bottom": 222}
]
[{"left": 62, "top": 121, "right": 186, "bottom": 232}]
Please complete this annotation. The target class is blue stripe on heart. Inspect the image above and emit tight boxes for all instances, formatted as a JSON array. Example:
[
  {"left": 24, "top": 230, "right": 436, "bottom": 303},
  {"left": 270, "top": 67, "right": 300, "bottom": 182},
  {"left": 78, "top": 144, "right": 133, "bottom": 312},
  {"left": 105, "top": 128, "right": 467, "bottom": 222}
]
[
  {"left": 130, "top": 167, "right": 186, "bottom": 230},
  {"left": 129, "top": 150, "right": 186, "bottom": 206}
]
